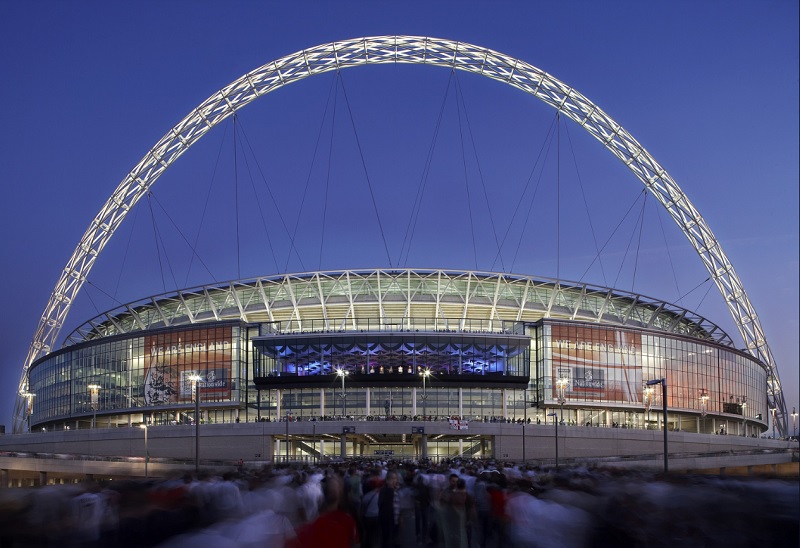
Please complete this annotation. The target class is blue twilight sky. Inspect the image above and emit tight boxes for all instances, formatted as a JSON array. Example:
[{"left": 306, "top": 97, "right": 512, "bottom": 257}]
[{"left": 0, "top": 1, "right": 797, "bottom": 429}]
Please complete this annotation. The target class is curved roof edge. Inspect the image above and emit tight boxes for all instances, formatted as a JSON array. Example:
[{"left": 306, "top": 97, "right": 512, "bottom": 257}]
[{"left": 64, "top": 269, "right": 735, "bottom": 348}]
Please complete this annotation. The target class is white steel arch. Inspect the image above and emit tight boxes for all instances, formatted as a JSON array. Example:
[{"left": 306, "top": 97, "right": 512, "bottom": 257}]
[{"left": 14, "top": 36, "right": 786, "bottom": 434}]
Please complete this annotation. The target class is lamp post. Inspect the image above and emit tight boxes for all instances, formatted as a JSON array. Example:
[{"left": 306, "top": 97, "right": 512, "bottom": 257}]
[
  {"left": 556, "top": 377, "right": 568, "bottom": 424},
  {"left": 644, "top": 385, "right": 654, "bottom": 428},
  {"left": 792, "top": 407, "right": 797, "bottom": 438},
  {"left": 646, "top": 378, "right": 668, "bottom": 473},
  {"left": 188, "top": 374, "right": 202, "bottom": 473},
  {"left": 336, "top": 368, "right": 349, "bottom": 417},
  {"left": 740, "top": 398, "right": 747, "bottom": 437},
  {"left": 771, "top": 407, "right": 776, "bottom": 439},
  {"left": 699, "top": 389, "right": 708, "bottom": 434},
  {"left": 20, "top": 391, "right": 35, "bottom": 433},
  {"left": 420, "top": 368, "right": 431, "bottom": 418},
  {"left": 88, "top": 384, "right": 101, "bottom": 428},
  {"left": 139, "top": 424, "right": 149, "bottom": 479},
  {"left": 547, "top": 411, "right": 559, "bottom": 470}
]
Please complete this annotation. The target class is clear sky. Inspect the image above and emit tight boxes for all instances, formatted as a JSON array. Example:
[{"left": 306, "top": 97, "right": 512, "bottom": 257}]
[{"left": 1, "top": 1, "right": 797, "bottom": 431}]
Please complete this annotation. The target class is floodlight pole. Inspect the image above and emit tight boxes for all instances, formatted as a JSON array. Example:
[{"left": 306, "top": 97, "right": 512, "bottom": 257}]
[
  {"left": 336, "top": 368, "right": 348, "bottom": 417},
  {"left": 556, "top": 377, "right": 568, "bottom": 424},
  {"left": 189, "top": 374, "right": 202, "bottom": 473},
  {"left": 547, "top": 411, "right": 558, "bottom": 470},
  {"left": 741, "top": 398, "right": 747, "bottom": 437},
  {"left": 647, "top": 378, "right": 668, "bottom": 473},
  {"left": 771, "top": 407, "right": 776, "bottom": 439},
  {"left": 88, "top": 384, "right": 101, "bottom": 429},
  {"left": 699, "top": 389, "right": 708, "bottom": 434},
  {"left": 139, "top": 424, "right": 149, "bottom": 478},
  {"left": 420, "top": 368, "right": 431, "bottom": 418},
  {"left": 21, "top": 391, "right": 35, "bottom": 433}
]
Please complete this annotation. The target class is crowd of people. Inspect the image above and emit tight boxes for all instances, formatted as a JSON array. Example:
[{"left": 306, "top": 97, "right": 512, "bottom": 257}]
[{"left": 0, "top": 457, "right": 797, "bottom": 547}]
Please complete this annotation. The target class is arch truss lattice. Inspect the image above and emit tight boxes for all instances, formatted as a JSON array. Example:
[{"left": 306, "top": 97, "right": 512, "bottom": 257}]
[{"left": 14, "top": 36, "right": 786, "bottom": 434}]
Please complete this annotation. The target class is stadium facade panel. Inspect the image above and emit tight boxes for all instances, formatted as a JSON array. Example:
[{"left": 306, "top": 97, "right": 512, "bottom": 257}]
[{"left": 27, "top": 270, "right": 769, "bottom": 444}]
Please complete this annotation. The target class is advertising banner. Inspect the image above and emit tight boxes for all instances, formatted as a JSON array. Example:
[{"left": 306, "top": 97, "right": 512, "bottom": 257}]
[
  {"left": 144, "top": 326, "right": 233, "bottom": 405},
  {"left": 550, "top": 325, "right": 642, "bottom": 403}
]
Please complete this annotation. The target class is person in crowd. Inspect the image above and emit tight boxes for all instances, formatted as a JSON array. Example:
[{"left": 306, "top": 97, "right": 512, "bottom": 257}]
[
  {"left": 378, "top": 470, "right": 400, "bottom": 548},
  {"left": 289, "top": 474, "right": 359, "bottom": 548}
]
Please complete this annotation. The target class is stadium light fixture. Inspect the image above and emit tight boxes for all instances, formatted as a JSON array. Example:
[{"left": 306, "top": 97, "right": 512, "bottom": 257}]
[{"left": 646, "top": 378, "right": 668, "bottom": 473}]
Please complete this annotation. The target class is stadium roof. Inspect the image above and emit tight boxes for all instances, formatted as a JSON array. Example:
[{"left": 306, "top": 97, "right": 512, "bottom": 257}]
[{"left": 65, "top": 269, "right": 735, "bottom": 348}]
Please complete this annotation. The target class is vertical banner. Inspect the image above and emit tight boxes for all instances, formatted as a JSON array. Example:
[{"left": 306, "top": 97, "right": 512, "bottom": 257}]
[
  {"left": 144, "top": 326, "right": 232, "bottom": 405},
  {"left": 550, "top": 325, "right": 642, "bottom": 403}
]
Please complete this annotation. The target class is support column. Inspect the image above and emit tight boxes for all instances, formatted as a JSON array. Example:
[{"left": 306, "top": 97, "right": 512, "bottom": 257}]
[
  {"left": 0, "top": 469, "right": 7, "bottom": 488},
  {"left": 502, "top": 389, "right": 507, "bottom": 419},
  {"left": 421, "top": 434, "right": 428, "bottom": 460},
  {"left": 366, "top": 388, "right": 371, "bottom": 417},
  {"left": 340, "top": 433, "right": 347, "bottom": 460},
  {"left": 320, "top": 389, "right": 325, "bottom": 418},
  {"left": 38, "top": 471, "right": 47, "bottom": 487},
  {"left": 277, "top": 390, "right": 282, "bottom": 419},
  {"left": 458, "top": 388, "right": 463, "bottom": 419},
  {"left": 412, "top": 387, "right": 417, "bottom": 416}
]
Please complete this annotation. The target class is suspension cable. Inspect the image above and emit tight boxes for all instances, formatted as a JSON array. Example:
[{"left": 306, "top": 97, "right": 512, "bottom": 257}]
[
  {"left": 147, "top": 192, "right": 169, "bottom": 293},
  {"left": 579, "top": 188, "right": 647, "bottom": 281},
  {"left": 455, "top": 75, "right": 479, "bottom": 270},
  {"left": 676, "top": 276, "right": 712, "bottom": 302},
  {"left": 510, "top": 119, "right": 558, "bottom": 272},
  {"left": 453, "top": 71, "right": 506, "bottom": 272},
  {"left": 655, "top": 204, "right": 683, "bottom": 306},
  {"left": 113, "top": 205, "right": 138, "bottom": 300},
  {"left": 185, "top": 118, "right": 228, "bottom": 287},
  {"left": 631, "top": 193, "right": 648, "bottom": 292},
  {"left": 612, "top": 191, "right": 648, "bottom": 290},
  {"left": 399, "top": 71, "right": 455, "bottom": 267},
  {"left": 492, "top": 113, "right": 558, "bottom": 272},
  {"left": 319, "top": 72, "right": 340, "bottom": 269},
  {"left": 235, "top": 119, "right": 310, "bottom": 273},
  {"left": 148, "top": 193, "right": 217, "bottom": 282},
  {"left": 233, "top": 120, "right": 280, "bottom": 273},
  {"left": 557, "top": 111, "right": 561, "bottom": 280},
  {"left": 564, "top": 122, "right": 607, "bottom": 286},
  {"left": 338, "top": 73, "right": 393, "bottom": 267},
  {"left": 285, "top": 73, "right": 339, "bottom": 273}
]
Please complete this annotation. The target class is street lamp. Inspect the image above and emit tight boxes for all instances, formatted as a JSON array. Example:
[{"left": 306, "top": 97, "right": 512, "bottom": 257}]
[
  {"left": 420, "top": 368, "right": 431, "bottom": 418},
  {"left": 188, "top": 374, "right": 203, "bottom": 472},
  {"left": 699, "top": 389, "right": 708, "bottom": 434},
  {"left": 547, "top": 411, "right": 559, "bottom": 470},
  {"left": 88, "top": 384, "right": 101, "bottom": 428},
  {"left": 644, "top": 385, "right": 655, "bottom": 428},
  {"left": 792, "top": 407, "right": 797, "bottom": 438},
  {"left": 771, "top": 407, "right": 776, "bottom": 439},
  {"left": 139, "top": 424, "right": 149, "bottom": 479},
  {"left": 646, "top": 378, "right": 668, "bottom": 473},
  {"left": 336, "top": 368, "right": 349, "bottom": 417},
  {"left": 20, "top": 391, "right": 35, "bottom": 433},
  {"left": 740, "top": 398, "right": 747, "bottom": 437},
  {"left": 556, "top": 377, "right": 569, "bottom": 424}
]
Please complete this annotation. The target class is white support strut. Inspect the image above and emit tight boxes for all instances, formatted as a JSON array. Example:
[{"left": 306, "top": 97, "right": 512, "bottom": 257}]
[{"left": 14, "top": 36, "right": 786, "bottom": 434}]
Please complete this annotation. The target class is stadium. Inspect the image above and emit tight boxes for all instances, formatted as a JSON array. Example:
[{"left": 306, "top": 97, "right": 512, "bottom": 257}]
[
  {"left": 7, "top": 37, "right": 792, "bottom": 469},
  {"left": 21, "top": 268, "right": 771, "bottom": 461}
]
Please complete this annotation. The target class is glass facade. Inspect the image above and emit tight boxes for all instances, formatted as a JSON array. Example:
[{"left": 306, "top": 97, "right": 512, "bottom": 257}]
[
  {"left": 253, "top": 327, "right": 530, "bottom": 378},
  {"left": 29, "top": 322, "right": 248, "bottom": 428},
  {"left": 541, "top": 321, "right": 768, "bottom": 431},
  {"left": 27, "top": 318, "right": 769, "bottom": 435}
]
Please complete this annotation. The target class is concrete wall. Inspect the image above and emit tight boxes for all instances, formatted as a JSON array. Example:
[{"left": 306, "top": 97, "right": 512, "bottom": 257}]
[{"left": 0, "top": 421, "right": 794, "bottom": 474}]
